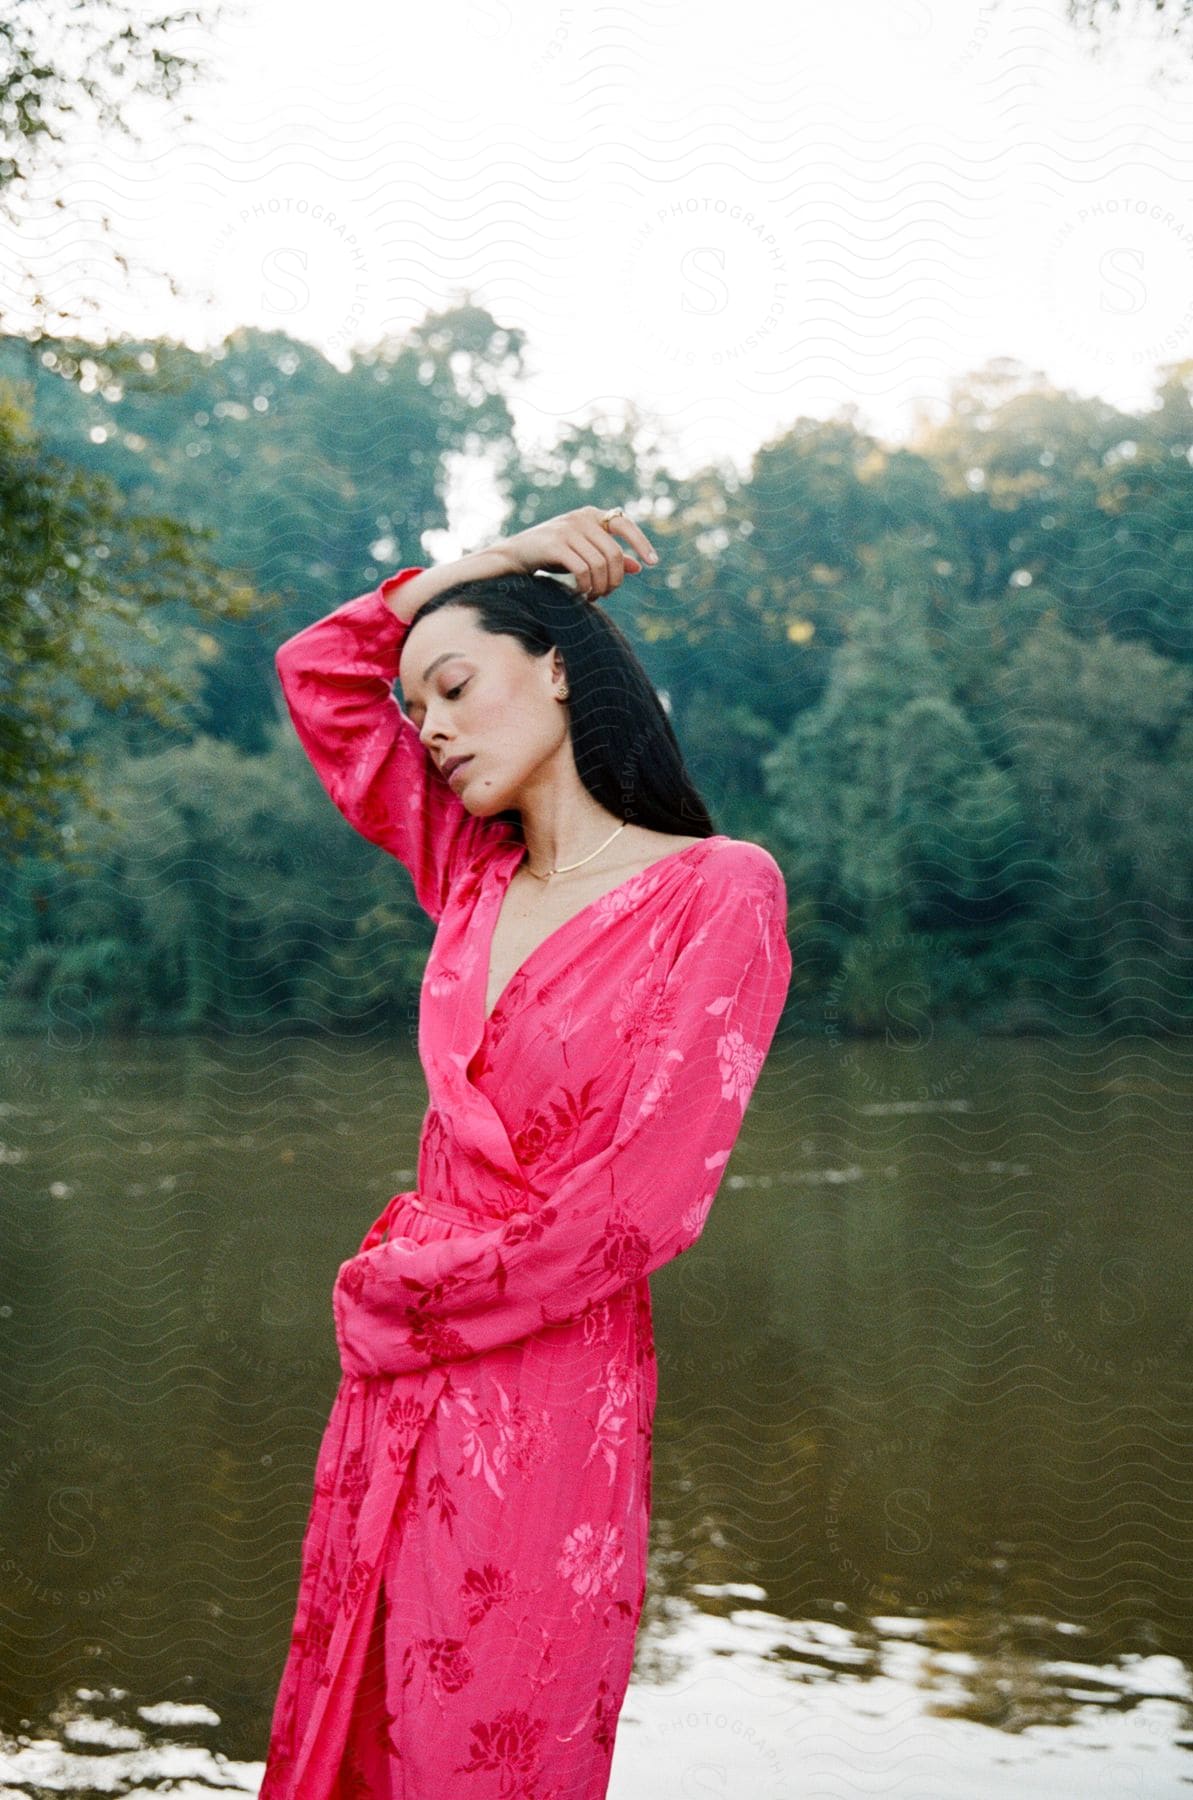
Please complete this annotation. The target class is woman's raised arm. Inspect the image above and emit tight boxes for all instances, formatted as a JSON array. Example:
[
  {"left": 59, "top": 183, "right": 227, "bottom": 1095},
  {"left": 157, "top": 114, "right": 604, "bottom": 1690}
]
[
  {"left": 274, "top": 559, "right": 514, "bottom": 921},
  {"left": 274, "top": 508, "right": 660, "bottom": 920}
]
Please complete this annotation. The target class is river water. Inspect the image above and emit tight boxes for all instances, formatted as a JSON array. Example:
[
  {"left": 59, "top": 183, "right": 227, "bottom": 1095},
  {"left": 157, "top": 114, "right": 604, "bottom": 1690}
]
[{"left": 1, "top": 1029, "right": 1191, "bottom": 1796}]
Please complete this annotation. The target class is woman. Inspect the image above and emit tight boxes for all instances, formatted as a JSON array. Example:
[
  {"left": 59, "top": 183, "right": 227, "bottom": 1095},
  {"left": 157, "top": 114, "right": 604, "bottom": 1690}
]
[{"left": 259, "top": 504, "right": 792, "bottom": 1800}]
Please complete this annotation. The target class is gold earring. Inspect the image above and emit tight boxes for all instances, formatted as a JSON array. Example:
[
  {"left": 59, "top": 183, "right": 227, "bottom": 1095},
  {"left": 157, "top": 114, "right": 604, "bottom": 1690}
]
[{"left": 557, "top": 685, "right": 569, "bottom": 702}]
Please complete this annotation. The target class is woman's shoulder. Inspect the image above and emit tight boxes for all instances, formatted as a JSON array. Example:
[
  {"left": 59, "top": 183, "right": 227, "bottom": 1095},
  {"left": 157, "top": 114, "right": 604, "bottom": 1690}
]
[
  {"left": 696, "top": 832, "right": 785, "bottom": 880},
  {"left": 689, "top": 834, "right": 788, "bottom": 908}
]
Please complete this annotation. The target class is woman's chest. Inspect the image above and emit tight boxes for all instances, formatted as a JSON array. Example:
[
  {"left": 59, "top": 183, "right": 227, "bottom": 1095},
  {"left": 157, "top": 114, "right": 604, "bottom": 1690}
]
[
  {"left": 420, "top": 847, "right": 699, "bottom": 1066},
  {"left": 419, "top": 861, "right": 699, "bottom": 1189},
  {"left": 483, "top": 868, "right": 613, "bottom": 1023},
  {"left": 483, "top": 846, "right": 707, "bottom": 1024}
]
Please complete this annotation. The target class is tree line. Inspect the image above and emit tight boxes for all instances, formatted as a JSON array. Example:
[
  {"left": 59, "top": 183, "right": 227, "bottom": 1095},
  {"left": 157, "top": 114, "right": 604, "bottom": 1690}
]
[{"left": 1, "top": 316, "right": 1190, "bottom": 1037}]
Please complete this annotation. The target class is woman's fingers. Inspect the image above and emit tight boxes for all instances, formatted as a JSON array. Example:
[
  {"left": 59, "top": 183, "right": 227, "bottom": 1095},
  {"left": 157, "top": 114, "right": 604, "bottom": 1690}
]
[
  {"left": 556, "top": 540, "right": 601, "bottom": 592},
  {"left": 599, "top": 509, "right": 658, "bottom": 569},
  {"left": 576, "top": 505, "right": 660, "bottom": 598},
  {"left": 526, "top": 506, "right": 659, "bottom": 599},
  {"left": 552, "top": 526, "right": 616, "bottom": 598},
  {"left": 579, "top": 525, "right": 625, "bottom": 598}
]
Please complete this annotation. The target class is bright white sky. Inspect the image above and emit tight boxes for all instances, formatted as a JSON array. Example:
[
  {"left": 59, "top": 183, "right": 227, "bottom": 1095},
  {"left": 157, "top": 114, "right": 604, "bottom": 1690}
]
[{"left": 9, "top": 0, "right": 1193, "bottom": 547}]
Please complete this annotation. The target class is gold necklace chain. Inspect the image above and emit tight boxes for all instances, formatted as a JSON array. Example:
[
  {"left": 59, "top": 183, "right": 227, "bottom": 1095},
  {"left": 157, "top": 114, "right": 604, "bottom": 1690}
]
[{"left": 525, "top": 821, "right": 627, "bottom": 882}]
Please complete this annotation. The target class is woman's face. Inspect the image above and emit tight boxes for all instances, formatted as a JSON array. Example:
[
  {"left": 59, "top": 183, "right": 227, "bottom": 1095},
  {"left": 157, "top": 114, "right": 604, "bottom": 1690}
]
[{"left": 397, "top": 604, "right": 569, "bottom": 816}]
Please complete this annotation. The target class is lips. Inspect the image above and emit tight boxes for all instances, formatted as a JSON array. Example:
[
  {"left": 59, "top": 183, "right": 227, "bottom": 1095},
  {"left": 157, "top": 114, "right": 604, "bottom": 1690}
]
[{"left": 441, "top": 755, "right": 473, "bottom": 783}]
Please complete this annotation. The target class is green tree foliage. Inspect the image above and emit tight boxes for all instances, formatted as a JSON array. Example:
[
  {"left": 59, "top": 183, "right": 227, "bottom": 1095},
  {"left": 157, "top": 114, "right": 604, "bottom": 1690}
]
[
  {"left": 762, "top": 531, "right": 1027, "bottom": 1021},
  {"left": 992, "top": 615, "right": 1193, "bottom": 1029},
  {"left": 0, "top": 309, "right": 527, "bottom": 753},
  {"left": 494, "top": 405, "right": 666, "bottom": 528},
  {"left": 0, "top": 717, "right": 434, "bottom": 1035},
  {"left": 0, "top": 0, "right": 264, "bottom": 860},
  {"left": 889, "top": 697, "right": 1025, "bottom": 918},
  {"left": 0, "top": 377, "right": 256, "bottom": 858},
  {"left": 1, "top": 326, "right": 1191, "bottom": 1038},
  {"left": 915, "top": 361, "right": 1193, "bottom": 660}
]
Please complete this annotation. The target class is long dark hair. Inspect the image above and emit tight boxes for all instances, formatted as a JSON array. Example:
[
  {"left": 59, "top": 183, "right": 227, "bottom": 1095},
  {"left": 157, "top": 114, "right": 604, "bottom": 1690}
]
[{"left": 407, "top": 570, "right": 717, "bottom": 838}]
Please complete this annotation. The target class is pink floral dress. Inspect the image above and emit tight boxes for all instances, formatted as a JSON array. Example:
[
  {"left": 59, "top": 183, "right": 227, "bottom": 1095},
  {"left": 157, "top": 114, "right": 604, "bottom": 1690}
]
[{"left": 258, "top": 568, "right": 792, "bottom": 1800}]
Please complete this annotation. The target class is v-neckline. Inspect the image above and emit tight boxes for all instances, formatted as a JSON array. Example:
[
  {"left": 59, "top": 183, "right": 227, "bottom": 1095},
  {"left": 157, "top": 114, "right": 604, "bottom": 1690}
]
[{"left": 480, "top": 835, "right": 724, "bottom": 1029}]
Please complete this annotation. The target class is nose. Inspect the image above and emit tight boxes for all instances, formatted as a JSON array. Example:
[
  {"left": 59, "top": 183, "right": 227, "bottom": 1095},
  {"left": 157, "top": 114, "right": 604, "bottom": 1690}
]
[{"left": 417, "top": 707, "right": 448, "bottom": 750}]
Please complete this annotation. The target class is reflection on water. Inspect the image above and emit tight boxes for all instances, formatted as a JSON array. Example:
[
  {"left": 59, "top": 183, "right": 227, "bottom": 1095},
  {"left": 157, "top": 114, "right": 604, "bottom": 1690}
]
[
  {"left": 0, "top": 1031, "right": 1191, "bottom": 1795},
  {"left": 3, "top": 1606, "right": 1191, "bottom": 1797}
]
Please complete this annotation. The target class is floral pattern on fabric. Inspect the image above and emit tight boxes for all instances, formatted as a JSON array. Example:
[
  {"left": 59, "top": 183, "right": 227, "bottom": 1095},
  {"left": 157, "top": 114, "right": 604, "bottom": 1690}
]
[{"left": 259, "top": 568, "right": 792, "bottom": 1800}]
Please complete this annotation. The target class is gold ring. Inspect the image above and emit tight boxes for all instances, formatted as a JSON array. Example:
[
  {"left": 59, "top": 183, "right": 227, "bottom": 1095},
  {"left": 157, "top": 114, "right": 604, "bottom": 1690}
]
[{"left": 599, "top": 506, "right": 625, "bottom": 532}]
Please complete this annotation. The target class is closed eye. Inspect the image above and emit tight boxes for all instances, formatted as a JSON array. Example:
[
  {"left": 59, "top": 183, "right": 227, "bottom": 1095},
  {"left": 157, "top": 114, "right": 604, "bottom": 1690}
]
[{"left": 407, "top": 678, "right": 467, "bottom": 724}]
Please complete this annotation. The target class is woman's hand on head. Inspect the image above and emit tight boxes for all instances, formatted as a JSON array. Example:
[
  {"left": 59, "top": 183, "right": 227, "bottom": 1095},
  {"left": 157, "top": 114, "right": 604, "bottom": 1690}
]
[{"left": 491, "top": 505, "right": 660, "bottom": 600}]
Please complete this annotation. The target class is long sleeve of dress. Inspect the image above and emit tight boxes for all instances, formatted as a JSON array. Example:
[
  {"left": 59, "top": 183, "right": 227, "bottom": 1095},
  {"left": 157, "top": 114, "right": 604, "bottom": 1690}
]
[
  {"left": 274, "top": 569, "right": 505, "bottom": 921},
  {"left": 332, "top": 847, "right": 791, "bottom": 1378}
]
